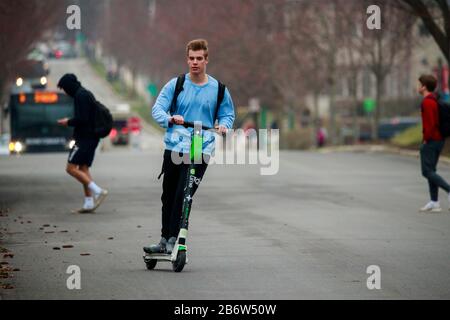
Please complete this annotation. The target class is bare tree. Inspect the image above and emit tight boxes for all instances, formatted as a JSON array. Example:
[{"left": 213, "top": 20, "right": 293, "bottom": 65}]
[
  {"left": 283, "top": 0, "right": 347, "bottom": 144},
  {"left": 401, "top": 0, "right": 450, "bottom": 87},
  {"left": 359, "top": 0, "right": 415, "bottom": 140},
  {"left": 0, "top": 0, "right": 63, "bottom": 101}
]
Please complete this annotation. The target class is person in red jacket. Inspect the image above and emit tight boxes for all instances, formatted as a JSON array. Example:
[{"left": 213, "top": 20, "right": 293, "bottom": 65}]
[{"left": 418, "top": 74, "right": 450, "bottom": 212}]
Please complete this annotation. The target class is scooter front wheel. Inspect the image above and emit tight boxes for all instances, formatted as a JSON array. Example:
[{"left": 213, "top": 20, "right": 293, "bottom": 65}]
[{"left": 172, "top": 251, "right": 186, "bottom": 272}]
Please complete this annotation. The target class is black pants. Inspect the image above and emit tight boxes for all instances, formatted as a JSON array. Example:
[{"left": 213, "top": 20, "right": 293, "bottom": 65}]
[
  {"left": 420, "top": 140, "right": 450, "bottom": 201},
  {"left": 160, "top": 149, "right": 208, "bottom": 239}
]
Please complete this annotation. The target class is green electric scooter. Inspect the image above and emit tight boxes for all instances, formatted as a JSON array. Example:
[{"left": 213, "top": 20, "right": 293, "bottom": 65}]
[{"left": 143, "top": 121, "right": 213, "bottom": 272}]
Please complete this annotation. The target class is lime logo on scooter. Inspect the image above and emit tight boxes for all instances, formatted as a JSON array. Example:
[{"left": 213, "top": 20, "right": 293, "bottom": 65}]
[{"left": 189, "top": 175, "right": 201, "bottom": 187}]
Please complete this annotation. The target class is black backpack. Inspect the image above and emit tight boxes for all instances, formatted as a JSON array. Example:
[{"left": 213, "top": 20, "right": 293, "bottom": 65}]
[
  {"left": 93, "top": 99, "right": 113, "bottom": 138},
  {"left": 428, "top": 95, "right": 450, "bottom": 138},
  {"left": 169, "top": 74, "right": 226, "bottom": 123}
]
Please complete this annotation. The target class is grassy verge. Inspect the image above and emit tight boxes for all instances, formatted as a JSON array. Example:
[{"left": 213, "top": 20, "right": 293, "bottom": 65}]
[
  {"left": 390, "top": 123, "right": 450, "bottom": 156},
  {"left": 391, "top": 124, "right": 422, "bottom": 149}
]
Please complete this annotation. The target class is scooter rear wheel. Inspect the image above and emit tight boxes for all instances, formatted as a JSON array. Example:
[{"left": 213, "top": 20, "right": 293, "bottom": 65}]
[
  {"left": 145, "top": 259, "right": 157, "bottom": 270},
  {"left": 172, "top": 251, "right": 186, "bottom": 272}
]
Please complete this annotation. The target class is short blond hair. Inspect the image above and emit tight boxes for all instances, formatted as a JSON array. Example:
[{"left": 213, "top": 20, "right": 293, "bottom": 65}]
[{"left": 186, "top": 39, "right": 208, "bottom": 58}]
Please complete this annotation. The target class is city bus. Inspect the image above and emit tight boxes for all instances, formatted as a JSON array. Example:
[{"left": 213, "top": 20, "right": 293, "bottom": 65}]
[{"left": 8, "top": 91, "right": 74, "bottom": 153}]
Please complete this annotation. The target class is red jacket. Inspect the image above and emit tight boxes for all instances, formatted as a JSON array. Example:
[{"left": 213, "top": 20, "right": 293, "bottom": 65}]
[{"left": 421, "top": 93, "right": 443, "bottom": 142}]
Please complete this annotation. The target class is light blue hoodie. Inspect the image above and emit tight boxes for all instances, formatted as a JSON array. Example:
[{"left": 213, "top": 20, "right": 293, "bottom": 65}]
[{"left": 152, "top": 74, "right": 235, "bottom": 155}]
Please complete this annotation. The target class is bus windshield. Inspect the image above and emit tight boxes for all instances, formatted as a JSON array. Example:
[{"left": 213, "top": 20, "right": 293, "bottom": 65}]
[{"left": 15, "top": 103, "right": 73, "bottom": 137}]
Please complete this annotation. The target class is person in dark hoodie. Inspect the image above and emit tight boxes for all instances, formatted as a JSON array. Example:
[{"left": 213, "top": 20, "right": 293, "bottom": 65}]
[{"left": 57, "top": 73, "right": 108, "bottom": 213}]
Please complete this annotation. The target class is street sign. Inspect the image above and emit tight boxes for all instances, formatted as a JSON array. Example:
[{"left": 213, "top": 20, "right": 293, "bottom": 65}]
[
  {"left": 363, "top": 98, "right": 376, "bottom": 113},
  {"left": 147, "top": 83, "right": 158, "bottom": 98}
]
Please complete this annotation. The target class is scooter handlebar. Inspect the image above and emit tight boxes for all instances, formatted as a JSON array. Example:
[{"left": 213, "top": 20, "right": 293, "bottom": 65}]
[{"left": 182, "top": 121, "right": 214, "bottom": 131}]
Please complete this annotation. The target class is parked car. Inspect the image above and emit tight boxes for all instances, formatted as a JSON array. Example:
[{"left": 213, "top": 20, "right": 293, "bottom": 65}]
[
  {"left": 358, "top": 117, "right": 420, "bottom": 141},
  {"left": 110, "top": 104, "right": 131, "bottom": 145},
  {"left": 378, "top": 117, "right": 420, "bottom": 140},
  {"left": 110, "top": 119, "right": 130, "bottom": 145},
  {"left": 49, "top": 41, "right": 77, "bottom": 59}
]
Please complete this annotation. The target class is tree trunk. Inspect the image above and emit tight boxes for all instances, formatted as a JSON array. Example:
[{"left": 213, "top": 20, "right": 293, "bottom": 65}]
[
  {"left": 373, "top": 76, "right": 384, "bottom": 141},
  {"left": 313, "top": 90, "right": 320, "bottom": 147}
]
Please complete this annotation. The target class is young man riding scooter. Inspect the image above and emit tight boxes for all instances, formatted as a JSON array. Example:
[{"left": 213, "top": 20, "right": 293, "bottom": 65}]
[{"left": 145, "top": 39, "right": 235, "bottom": 254}]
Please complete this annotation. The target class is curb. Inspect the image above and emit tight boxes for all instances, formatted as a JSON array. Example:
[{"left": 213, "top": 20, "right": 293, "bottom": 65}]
[{"left": 317, "top": 144, "right": 450, "bottom": 165}]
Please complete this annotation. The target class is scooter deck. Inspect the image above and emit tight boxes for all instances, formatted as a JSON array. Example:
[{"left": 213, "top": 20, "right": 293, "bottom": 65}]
[
  {"left": 143, "top": 252, "right": 173, "bottom": 262},
  {"left": 143, "top": 253, "right": 188, "bottom": 264}
]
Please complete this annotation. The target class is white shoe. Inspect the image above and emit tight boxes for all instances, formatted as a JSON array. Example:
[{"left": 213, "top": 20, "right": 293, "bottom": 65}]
[
  {"left": 93, "top": 189, "right": 108, "bottom": 211},
  {"left": 72, "top": 203, "right": 95, "bottom": 214},
  {"left": 419, "top": 201, "right": 442, "bottom": 213}
]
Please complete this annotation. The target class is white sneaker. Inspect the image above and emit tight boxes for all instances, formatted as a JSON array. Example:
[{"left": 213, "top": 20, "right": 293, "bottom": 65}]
[
  {"left": 419, "top": 201, "right": 442, "bottom": 213},
  {"left": 93, "top": 189, "right": 108, "bottom": 211},
  {"left": 73, "top": 203, "right": 95, "bottom": 214}
]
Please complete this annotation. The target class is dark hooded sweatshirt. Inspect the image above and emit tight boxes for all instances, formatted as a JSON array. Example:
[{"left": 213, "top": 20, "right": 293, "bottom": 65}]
[{"left": 57, "top": 74, "right": 98, "bottom": 141}]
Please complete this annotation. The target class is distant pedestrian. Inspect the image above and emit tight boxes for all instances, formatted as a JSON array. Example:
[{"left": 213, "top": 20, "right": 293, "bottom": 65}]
[
  {"left": 57, "top": 73, "right": 108, "bottom": 213},
  {"left": 417, "top": 74, "right": 450, "bottom": 213},
  {"left": 317, "top": 125, "right": 327, "bottom": 148}
]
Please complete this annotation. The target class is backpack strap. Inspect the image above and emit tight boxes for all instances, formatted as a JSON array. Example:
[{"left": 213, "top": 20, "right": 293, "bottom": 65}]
[
  {"left": 214, "top": 81, "right": 226, "bottom": 124},
  {"left": 169, "top": 74, "right": 186, "bottom": 116},
  {"left": 170, "top": 75, "right": 225, "bottom": 124}
]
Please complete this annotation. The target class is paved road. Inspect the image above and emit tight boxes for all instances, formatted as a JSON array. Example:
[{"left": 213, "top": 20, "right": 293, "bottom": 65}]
[
  {"left": 1, "top": 148, "right": 450, "bottom": 299},
  {"left": 1, "top": 58, "right": 450, "bottom": 300},
  {"left": 47, "top": 58, "right": 164, "bottom": 152}
]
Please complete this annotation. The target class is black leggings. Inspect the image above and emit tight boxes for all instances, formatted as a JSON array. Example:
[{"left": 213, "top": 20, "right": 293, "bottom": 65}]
[{"left": 160, "top": 150, "right": 208, "bottom": 239}]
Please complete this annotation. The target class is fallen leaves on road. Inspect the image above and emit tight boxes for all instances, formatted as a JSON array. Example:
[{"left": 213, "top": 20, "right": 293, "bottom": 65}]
[
  {"left": 0, "top": 264, "right": 13, "bottom": 281},
  {"left": 1, "top": 284, "right": 14, "bottom": 289},
  {"left": 0, "top": 207, "right": 10, "bottom": 216}
]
